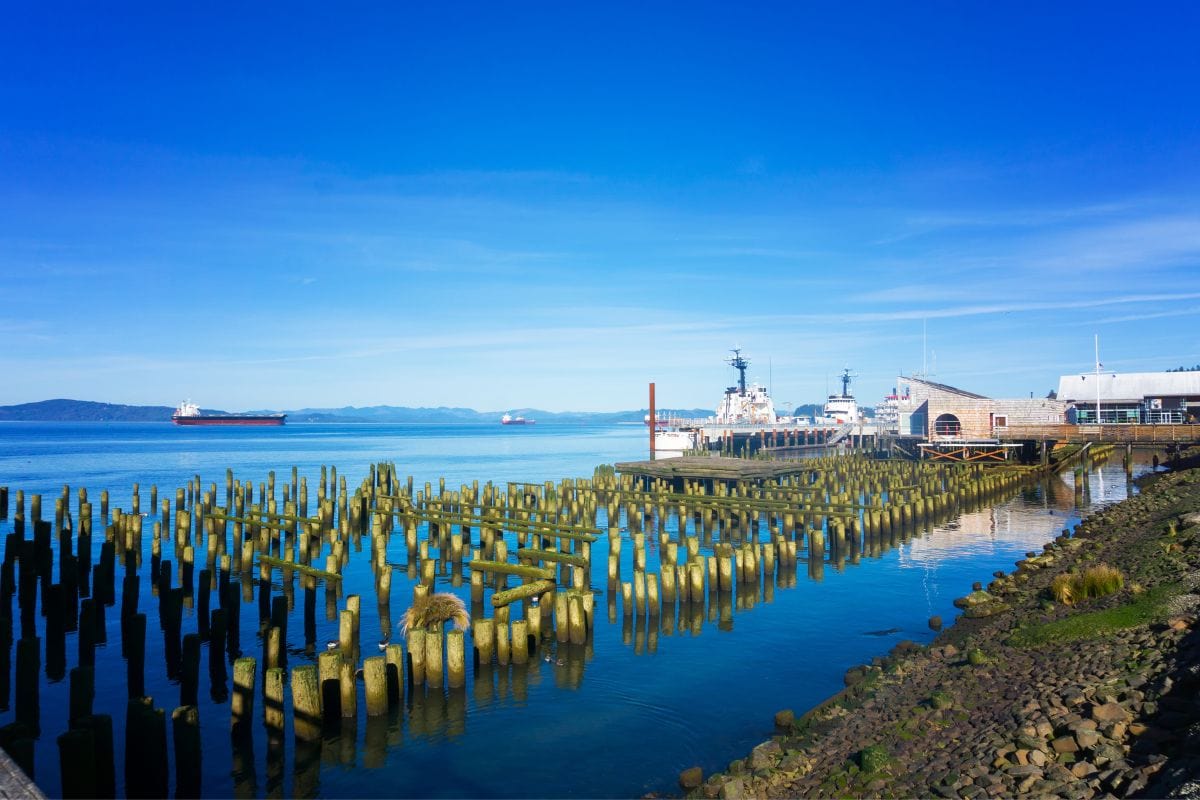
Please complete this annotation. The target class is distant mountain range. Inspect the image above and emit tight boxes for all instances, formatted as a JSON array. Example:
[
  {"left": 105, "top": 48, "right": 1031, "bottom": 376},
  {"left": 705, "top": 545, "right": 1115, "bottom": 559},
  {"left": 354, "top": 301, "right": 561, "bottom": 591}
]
[{"left": 0, "top": 398, "right": 778, "bottom": 424}]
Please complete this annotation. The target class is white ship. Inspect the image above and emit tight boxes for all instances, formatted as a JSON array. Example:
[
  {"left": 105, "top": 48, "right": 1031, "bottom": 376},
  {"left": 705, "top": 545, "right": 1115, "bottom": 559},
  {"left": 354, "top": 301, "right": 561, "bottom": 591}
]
[
  {"left": 652, "top": 350, "right": 798, "bottom": 457},
  {"left": 874, "top": 386, "right": 905, "bottom": 433},
  {"left": 817, "top": 369, "right": 862, "bottom": 425}
]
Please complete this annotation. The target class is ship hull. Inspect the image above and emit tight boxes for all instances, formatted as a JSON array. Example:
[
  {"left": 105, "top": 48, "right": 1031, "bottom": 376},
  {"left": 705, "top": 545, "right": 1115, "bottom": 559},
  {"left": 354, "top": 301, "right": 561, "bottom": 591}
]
[{"left": 173, "top": 415, "right": 286, "bottom": 426}]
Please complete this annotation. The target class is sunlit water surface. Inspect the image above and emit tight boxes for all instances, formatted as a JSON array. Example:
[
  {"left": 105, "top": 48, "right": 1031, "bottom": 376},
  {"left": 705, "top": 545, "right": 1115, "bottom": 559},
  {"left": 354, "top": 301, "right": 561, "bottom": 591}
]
[{"left": 0, "top": 422, "right": 1150, "bottom": 797}]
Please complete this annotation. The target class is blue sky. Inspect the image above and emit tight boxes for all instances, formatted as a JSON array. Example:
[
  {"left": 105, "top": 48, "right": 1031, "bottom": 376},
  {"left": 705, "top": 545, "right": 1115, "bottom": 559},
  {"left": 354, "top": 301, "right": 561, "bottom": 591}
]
[{"left": 2, "top": 3, "right": 1198, "bottom": 412}]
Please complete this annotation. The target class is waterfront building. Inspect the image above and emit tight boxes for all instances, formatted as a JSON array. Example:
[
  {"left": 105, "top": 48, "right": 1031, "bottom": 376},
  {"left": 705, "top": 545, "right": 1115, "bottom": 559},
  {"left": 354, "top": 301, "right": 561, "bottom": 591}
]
[
  {"left": 895, "top": 376, "right": 1068, "bottom": 440},
  {"left": 1057, "top": 371, "right": 1200, "bottom": 424}
]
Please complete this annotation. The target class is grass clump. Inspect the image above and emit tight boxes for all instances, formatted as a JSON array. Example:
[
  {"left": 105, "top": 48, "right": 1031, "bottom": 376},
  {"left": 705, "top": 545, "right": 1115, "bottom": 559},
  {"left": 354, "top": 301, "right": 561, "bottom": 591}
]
[
  {"left": 1049, "top": 564, "right": 1125, "bottom": 605},
  {"left": 929, "top": 691, "right": 954, "bottom": 710},
  {"left": 399, "top": 592, "right": 470, "bottom": 636},
  {"left": 1008, "top": 584, "right": 1177, "bottom": 648},
  {"left": 858, "top": 745, "right": 891, "bottom": 773}
]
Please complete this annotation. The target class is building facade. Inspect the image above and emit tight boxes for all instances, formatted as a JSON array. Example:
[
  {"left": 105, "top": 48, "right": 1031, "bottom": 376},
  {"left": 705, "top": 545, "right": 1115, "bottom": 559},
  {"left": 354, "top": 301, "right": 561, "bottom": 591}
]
[
  {"left": 1057, "top": 372, "right": 1200, "bottom": 424},
  {"left": 896, "top": 376, "right": 1068, "bottom": 440}
]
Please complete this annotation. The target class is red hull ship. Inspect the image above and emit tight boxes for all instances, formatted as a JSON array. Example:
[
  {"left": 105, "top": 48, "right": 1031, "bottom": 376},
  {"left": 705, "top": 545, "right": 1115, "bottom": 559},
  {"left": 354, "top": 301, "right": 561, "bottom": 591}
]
[{"left": 172, "top": 401, "right": 286, "bottom": 426}]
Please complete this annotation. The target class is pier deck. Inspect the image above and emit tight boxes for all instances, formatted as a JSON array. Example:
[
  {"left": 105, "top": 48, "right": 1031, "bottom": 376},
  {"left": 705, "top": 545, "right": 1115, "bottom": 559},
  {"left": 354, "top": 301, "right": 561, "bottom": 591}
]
[
  {"left": 1001, "top": 423, "right": 1200, "bottom": 445},
  {"left": 614, "top": 455, "right": 815, "bottom": 483}
]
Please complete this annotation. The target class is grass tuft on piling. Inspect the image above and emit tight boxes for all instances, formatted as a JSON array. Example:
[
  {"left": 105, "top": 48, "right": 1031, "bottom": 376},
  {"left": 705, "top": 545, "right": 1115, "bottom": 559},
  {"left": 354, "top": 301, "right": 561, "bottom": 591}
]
[
  {"left": 1049, "top": 563, "right": 1125, "bottom": 606},
  {"left": 399, "top": 592, "right": 470, "bottom": 636}
]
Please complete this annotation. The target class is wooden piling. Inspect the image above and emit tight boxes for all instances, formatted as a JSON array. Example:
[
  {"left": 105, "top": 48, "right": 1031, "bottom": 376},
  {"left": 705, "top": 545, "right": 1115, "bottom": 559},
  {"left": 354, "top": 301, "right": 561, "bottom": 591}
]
[
  {"left": 15, "top": 637, "right": 39, "bottom": 735},
  {"left": 181, "top": 633, "right": 201, "bottom": 707},
  {"left": 290, "top": 664, "right": 322, "bottom": 741},
  {"left": 426, "top": 626, "right": 445, "bottom": 686},
  {"left": 264, "top": 667, "right": 285, "bottom": 734},
  {"left": 408, "top": 628, "right": 427, "bottom": 687},
  {"left": 316, "top": 652, "right": 340, "bottom": 724},
  {"left": 57, "top": 727, "right": 97, "bottom": 799},
  {"left": 172, "top": 705, "right": 202, "bottom": 798},
  {"left": 339, "top": 659, "right": 357, "bottom": 718},
  {"left": 72, "top": 714, "right": 115, "bottom": 799},
  {"left": 231, "top": 657, "right": 256, "bottom": 738},
  {"left": 385, "top": 642, "right": 405, "bottom": 706},
  {"left": 69, "top": 665, "right": 94, "bottom": 727},
  {"left": 124, "top": 697, "right": 167, "bottom": 799}
]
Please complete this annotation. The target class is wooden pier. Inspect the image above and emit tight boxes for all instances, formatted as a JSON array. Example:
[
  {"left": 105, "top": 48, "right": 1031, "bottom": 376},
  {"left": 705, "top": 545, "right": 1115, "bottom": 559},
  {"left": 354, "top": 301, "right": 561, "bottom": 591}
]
[
  {"left": 614, "top": 456, "right": 819, "bottom": 484},
  {"left": 1001, "top": 423, "right": 1200, "bottom": 446}
]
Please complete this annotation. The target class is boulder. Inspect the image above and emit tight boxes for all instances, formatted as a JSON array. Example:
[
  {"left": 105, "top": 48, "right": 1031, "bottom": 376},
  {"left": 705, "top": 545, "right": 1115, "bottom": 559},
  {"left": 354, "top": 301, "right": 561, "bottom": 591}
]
[
  {"left": 718, "top": 777, "right": 745, "bottom": 800},
  {"left": 1091, "top": 703, "right": 1131, "bottom": 724},
  {"left": 749, "top": 741, "right": 782, "bottom": 771},
  {"left": 679, "top": 767, "right": 704, "bottom": 790}
]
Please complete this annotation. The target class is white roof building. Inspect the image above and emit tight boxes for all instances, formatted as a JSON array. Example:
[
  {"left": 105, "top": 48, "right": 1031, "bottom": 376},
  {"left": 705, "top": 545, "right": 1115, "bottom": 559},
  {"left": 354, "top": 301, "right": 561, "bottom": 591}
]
[
  {"left": 1057, "top": 372, "right": 1200, "bottom": 403},
  {"left": 1056, "top": 371, "right": 1200, "bottom": 423}
]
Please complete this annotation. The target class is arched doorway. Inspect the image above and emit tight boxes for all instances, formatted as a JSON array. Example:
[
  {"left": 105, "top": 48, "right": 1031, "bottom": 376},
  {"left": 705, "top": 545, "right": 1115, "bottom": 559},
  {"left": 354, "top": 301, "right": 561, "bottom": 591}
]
[{"left": 933, "top": 413, "right": 962, "bottom": 437}]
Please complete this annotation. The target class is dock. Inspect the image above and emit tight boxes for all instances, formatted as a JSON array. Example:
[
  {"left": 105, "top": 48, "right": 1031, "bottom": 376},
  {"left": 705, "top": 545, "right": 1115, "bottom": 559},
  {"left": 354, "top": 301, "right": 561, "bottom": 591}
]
[{"left": 614, "top": 455, "right": 818, "bottom": 484}]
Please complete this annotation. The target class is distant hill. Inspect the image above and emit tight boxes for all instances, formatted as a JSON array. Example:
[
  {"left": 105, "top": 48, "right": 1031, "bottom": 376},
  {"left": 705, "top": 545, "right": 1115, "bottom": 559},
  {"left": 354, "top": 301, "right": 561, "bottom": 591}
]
[
  {"left": 0, "top": 398, "right": 716, "bottom": 424},
  {"left": 0, "top": 399, "right": 177, "bottom": 422}
]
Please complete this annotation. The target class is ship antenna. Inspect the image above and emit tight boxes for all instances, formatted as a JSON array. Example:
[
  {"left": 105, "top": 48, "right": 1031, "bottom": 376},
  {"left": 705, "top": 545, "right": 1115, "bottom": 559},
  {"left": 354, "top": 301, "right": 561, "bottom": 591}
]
[{"left": 728, "top": 349, "right": 749, "bottom": 395}]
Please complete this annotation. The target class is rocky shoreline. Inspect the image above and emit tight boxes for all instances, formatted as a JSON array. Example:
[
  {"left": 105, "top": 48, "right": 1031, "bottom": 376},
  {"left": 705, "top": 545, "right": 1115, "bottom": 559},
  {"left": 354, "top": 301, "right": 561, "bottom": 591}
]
[{"left": 678, "top": 466, "right": 1200, "bottom": 800}]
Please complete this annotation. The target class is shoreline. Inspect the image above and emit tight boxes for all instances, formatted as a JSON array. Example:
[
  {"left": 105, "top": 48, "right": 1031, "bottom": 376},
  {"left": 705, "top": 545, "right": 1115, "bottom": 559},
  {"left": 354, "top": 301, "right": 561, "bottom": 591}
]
[{"left": 675, "top": 465, "right": 1200, "bottom": 799}]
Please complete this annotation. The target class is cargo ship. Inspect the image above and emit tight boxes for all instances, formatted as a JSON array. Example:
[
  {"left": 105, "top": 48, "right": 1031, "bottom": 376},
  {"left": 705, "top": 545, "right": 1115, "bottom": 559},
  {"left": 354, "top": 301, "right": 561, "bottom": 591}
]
[
  {"left": 172, "top": 401, "right": 286, "bottom": 426},
  {"left": 500, "top": 413, "right": 535, "bottom": 425}
]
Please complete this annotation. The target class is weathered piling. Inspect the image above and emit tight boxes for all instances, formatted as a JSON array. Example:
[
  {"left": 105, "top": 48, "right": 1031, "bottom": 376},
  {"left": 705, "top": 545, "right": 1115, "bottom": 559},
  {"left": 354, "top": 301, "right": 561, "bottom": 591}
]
[
  {"left": 172, "top": 705, "right": 202, "bottom": 798},
  {"left": 363, "top": 655, "right": 389, "bottom": 714},
  {"left": 69, "top": 665, "right": 94, "bottom": 727},
  {"left": 339, "top": 659, "right": 357, "bottom": 718},
  {"left": 72, "top": 713, "right": 115, "bottom": 799},
  {"left": 290, "top": 664, "right": 322, "bottom": 741},
  {"left": 318, "top": 649, "right": 342, "bottom": 725},
  {"left": 231, "top": 657, "right": 256, "bottom": 739},
  {"left": 181, "top": 632, "right": 201, "bottom": 706},
  {"left": 127, "top": 614, "right": 147, "bottom": 700},
  {"left": 125, "top": 697, "right": 168, "bottom": 799},
  {"left": 57, "top": 727, "right": 97, "bottom": 799},
  {"left": 264, "top": 667, "right": 285, "bottom": 735},
  {"left": 15, "top": 637, "right": 39, "bottom": 735}
]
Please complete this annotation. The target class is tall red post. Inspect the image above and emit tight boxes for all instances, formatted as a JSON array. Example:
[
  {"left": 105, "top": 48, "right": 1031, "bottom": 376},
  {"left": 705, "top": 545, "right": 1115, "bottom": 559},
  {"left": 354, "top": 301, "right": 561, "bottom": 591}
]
[{"left": 649, "top": 382, "right": 656, "bottom": 461}]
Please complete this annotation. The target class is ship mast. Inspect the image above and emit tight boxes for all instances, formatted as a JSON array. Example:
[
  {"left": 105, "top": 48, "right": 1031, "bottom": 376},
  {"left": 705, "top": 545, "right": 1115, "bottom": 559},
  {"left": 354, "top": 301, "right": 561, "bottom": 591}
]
[
  {"left": 839, "top": 368, "right": 856, "bottom": 398},
  {"left": 728, "top": 349, "right": 749, "bottom": 395}
]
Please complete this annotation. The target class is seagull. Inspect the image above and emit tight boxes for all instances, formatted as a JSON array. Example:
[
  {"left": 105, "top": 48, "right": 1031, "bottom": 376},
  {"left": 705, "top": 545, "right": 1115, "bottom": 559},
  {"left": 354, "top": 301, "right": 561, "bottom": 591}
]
[{"left": 325, "top": 641, "right": 338, "bottom": 650}]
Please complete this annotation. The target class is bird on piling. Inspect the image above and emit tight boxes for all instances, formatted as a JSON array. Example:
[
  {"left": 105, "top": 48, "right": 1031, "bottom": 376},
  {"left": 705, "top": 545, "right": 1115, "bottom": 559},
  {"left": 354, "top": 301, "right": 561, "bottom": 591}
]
[{"left": 399, "top": 592, "right": 470, "bottom": 636}]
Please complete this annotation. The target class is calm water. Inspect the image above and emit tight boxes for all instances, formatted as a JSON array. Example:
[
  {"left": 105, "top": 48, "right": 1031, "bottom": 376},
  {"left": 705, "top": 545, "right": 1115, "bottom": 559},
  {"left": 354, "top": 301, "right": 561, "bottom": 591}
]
[{"left": 0, "top": 422, "right": 1147, "bottom": 798}]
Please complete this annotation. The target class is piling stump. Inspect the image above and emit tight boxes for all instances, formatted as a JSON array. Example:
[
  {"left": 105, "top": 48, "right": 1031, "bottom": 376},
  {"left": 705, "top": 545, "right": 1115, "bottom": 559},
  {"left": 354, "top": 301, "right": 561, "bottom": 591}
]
[{"left": 172, "top": 705, "right": 202, "bottom": 799}]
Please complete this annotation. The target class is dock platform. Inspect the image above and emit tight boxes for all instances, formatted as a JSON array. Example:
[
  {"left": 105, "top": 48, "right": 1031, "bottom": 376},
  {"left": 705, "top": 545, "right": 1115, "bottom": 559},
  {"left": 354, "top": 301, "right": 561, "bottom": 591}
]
[{"left": 614, "top": 455, "right": 815, "bottom": 484}]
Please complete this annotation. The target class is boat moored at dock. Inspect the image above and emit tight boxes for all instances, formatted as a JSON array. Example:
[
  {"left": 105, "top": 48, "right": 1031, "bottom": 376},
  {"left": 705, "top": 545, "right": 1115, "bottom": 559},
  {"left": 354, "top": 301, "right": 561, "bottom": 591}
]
[{"left": 652, "top": 351, "right": 879, "bottom": 457}]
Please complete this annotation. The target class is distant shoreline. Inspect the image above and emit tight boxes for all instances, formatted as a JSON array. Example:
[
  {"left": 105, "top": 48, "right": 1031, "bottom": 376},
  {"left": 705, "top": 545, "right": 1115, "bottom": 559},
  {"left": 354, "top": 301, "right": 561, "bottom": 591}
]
[{"left": 0, "top": 398, "right": 732, "bottom": 425}]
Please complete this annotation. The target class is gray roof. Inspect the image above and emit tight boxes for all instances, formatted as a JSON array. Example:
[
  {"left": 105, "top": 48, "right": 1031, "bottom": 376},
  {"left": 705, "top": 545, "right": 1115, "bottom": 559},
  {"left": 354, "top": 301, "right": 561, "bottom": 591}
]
[
  {"left": 898, "top": 376, "right": 989, "bottom": 400},
  {"left": 1057, "top": 371, "right": 1200, "bottom": 403}
]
